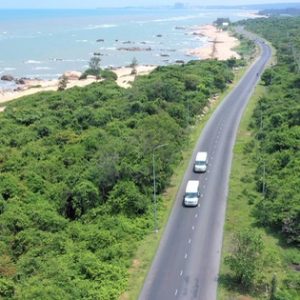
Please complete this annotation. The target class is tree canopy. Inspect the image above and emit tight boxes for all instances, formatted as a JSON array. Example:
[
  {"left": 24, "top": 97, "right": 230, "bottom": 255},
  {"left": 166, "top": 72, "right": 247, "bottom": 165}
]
[{"left": 0, "top": 59, "right": 236, "bottom": 299}]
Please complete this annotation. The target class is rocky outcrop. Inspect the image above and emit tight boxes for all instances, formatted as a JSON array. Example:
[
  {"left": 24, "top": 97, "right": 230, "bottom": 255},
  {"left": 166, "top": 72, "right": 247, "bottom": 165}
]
[
  {"left": 15, "top": 78, "right": 26, "bottom": 84},
  {"left": 1, "top": 74, "right": 14, "bottom": 81},
  {"left": 175, "top": 26, "right": 186, "bottom": 30},
  {"left": 117, "top": 47, "right": 152, "bottom": 52},
  {"left": 156, "top": 34, "right": 163, "bottom": 37},
  {"left": 175, "top": 60, "right": 185, "bottom": 64},
  {"left": 96, "top": 39, "right": 104, "bottom": 42},
  {"left": 63, "top": 71, "right": 82, "bottom": 80}
]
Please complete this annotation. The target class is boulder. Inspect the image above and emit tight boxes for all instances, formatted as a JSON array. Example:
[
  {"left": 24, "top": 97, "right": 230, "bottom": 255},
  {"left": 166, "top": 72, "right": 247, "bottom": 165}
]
[
  {"left": 15, "top": 78, "right": 26, "bottom": 85},
  {"left": 63, "top": 71, "right": 82, "bottom": 80},
  {"left": 1, "top": 74, "right": 14, "bottom": 81},
  {"left": 96, "top": 39, "right": 104, "bottom": 42},
  {"left": 117, "top": 47, "right": 152, "bottom": 52}
]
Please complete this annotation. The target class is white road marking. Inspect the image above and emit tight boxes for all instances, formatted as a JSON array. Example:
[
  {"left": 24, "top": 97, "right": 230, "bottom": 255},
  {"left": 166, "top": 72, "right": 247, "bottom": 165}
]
[
  {"left": 175, "top": 289, "right": 178, "bottom": 296},
  {"left": 188, "top": 238, "right": 192, "bottom": 244},
  {"left": 185, "top": 253, "right": 188, "bottom": 259},
  {"left": 195, "top": 214, "right": 198, "bottom": 218},
  {"left": 205, "top": 177, "right": 208, "bottom": 181},
  {"left": 192, "top": 226, "right": 195, "bottom": 230},
  {"left": 180, "top": 270, "right": 183, "bottom": 276}
]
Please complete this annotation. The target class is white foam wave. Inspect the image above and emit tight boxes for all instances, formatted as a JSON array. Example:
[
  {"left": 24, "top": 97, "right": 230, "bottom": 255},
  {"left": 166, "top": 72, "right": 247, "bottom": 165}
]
[
  {"left": 25, "top": 73, "right": 61, "bottom": 78},
  {"left": 24, "top": 60, "right": 42, "bottom": 64},
  {"left": 63, "top": 59, "right": 89, "bottom": 62},
  {"left": 85, "top": 24, "right": 118, "bottom": 30},
  {"left": 34, "top": 66, "right": 52, "bottom": 70},
  {"left": 135, "top": 14, "right": 202, "bottom": 24},
  {"left": 3, "top": 67, "right": 16, "bottom": 71},
  {"left": 99, "top": 47, "right": 116, "bottom": 50},
  {"left": 76, "top": 39, "right": 88, "bottom": 43}
]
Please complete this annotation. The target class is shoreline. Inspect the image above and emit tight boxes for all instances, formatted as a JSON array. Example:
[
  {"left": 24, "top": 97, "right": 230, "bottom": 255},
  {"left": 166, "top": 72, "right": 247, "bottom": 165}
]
[
  {"left": 0, "top": 24, "right": 239, "bottom": 110},
  {"left": 187, "top": 24, "right": 240, "bottom": 60},
  {"left": 0, "top": 65, "right": 157, "bottom": 108}
]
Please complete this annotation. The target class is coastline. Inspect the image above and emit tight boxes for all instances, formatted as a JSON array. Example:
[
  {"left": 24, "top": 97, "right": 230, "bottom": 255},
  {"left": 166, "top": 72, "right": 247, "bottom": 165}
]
[
  {"left": 0, "top": 24, "right": 239, "bottom": 110},
  {"left": 187, "top": 24, "right": 240, "bottom": 60},
  {"left": 0, "top": 65, "right": 157, "bottom": 110}
]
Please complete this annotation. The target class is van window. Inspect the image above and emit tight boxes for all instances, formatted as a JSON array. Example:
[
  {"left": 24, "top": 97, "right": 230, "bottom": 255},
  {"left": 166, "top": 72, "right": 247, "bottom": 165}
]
[{"left": 185, "top": 192, "right": 198, "bottom": 198}]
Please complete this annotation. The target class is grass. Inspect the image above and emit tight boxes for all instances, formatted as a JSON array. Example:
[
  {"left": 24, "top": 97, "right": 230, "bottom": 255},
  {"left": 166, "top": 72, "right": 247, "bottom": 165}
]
[{"left": 122, "top": 59, "right": 256, "bottom": 300}]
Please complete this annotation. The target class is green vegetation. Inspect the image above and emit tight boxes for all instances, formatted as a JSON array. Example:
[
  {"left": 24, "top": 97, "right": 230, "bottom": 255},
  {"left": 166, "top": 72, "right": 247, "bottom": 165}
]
[
  {"left": 80, "top": 55, "right": 102, "bottom": 79},
  {"left": 0, "top": 59, "right": 238, "bottom": 299},
  {"left": 219, "top": 17, "right": 300, "bottom": 300}
]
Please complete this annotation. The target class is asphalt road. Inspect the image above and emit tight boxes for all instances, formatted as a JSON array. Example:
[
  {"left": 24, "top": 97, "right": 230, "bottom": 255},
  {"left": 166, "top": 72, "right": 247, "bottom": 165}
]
[{"left": 139, "top": 38, "right": 272, "bottom": 300}]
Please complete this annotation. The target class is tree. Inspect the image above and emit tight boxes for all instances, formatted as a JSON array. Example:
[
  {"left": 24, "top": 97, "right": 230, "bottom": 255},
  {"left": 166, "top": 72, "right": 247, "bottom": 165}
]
[
  {"left": 70, "top": 180, "right": 100, "bottom": 218},
  {"left": 107, "top": 181, "right": 149, "bottom": 216},
  {"left": 58, "top": 75, "right": 68, "bottom": 91},
  {"left": 130, "top": 57, "right": 138, "bottom": 75},
  {"left": 89, "top": 56, "right": 101, "bottom": 73},
  {"left": 225, "top": 229, "right": 265, "bottom": 289}
]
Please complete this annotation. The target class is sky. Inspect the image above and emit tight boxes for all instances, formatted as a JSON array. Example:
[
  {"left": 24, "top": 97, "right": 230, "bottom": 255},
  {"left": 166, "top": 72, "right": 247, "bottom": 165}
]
[{"left": 1, "top": 0, "right": 300, "bottom": 8}]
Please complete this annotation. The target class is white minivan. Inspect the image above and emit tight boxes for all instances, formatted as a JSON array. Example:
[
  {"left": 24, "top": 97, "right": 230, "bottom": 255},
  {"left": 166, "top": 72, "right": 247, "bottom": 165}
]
[
  {"left": 193, "top": 152, "right": 208, "bottom": 173},
  {"left": 184, "top": 180, "right": 200, "bottom": 207}
]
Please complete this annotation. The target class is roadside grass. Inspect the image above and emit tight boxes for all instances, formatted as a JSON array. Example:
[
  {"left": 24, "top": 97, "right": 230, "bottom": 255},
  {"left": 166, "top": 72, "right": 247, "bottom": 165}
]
[
  {"left": 217, "top": 84, "right": 299, "bottom": 299},
  {"left": 122, "top": 62, "right": 254, "bottom": 300}
]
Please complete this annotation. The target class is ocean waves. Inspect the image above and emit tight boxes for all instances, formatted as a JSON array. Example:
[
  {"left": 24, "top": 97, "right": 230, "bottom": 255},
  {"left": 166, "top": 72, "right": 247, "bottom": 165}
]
[{"left": 85, "top": 24, "right": 118, "bottom": 30}]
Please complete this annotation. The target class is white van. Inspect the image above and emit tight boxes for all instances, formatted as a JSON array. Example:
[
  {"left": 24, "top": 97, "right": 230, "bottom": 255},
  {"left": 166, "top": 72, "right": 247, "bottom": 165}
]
[
  {"left": 194, "top": 152, "right": 208, "bottom": 173},
  {"left": 184, "top": 180, "right": 200, "bottom": 207}
]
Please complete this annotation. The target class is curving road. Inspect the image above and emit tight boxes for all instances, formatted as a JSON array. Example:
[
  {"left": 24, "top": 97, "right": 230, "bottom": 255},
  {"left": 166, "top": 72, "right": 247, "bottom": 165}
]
[{"left": 139, "top": 37, "right": 272, "bottom": 300}]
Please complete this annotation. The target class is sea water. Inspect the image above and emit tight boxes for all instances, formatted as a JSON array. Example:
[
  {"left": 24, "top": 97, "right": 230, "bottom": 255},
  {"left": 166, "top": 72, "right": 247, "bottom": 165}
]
[{"left": 0, "top": 8, "right": 255, "bottom": 85}]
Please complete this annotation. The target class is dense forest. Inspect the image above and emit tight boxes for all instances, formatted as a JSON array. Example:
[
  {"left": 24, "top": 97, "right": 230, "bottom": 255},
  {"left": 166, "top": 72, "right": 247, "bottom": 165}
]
[
  {"left": 240, "top": 16, "right": 300, "bottom": 246},
  {"left": 0, "top": 60, "right": 237, "bottom": 299},
  {"left": 226, "top": 16, "right": 300, "bottom": 299}
]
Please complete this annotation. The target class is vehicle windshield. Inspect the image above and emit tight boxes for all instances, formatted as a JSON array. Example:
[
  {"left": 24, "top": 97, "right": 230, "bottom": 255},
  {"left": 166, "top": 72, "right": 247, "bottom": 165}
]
[
  {"left": 195, "top": 161, "right": 206, "bottom": 166},
  {"left": 185, "top": 192, "right": 198, "bottom": 198}
]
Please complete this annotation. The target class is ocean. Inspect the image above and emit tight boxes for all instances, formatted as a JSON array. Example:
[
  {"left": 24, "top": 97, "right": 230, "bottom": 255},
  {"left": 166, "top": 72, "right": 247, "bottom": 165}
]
[{"left": 0, "top": 8, "right": 255, "bottom": 88}]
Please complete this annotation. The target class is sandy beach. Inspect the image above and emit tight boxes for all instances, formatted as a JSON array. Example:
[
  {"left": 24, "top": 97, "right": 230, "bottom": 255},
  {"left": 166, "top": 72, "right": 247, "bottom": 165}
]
[
  {"left": 112, "top": 65, "right": 157, "bottom": 88},
  {"left": 0, "top": 65, "right": 157, "bottom": 110},
  {"left": 188, "top": 24, "right": 240, "bottom": 60}
]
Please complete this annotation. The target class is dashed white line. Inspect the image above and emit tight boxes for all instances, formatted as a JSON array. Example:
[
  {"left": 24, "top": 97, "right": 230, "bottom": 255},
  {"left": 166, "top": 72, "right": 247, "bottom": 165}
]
[
  {"left": 188, "top": 238, "right": 192, "bottom": 244},
  {"left": 184, "top": 253, "right": 188, "bottom": 259},
  {"left": 180, "top": 270, "right": 183, "bottom": 276},
  {"left": 195, "top": 214, "right": 198, "bottom": 218},
  {"left": 192, "top": 226, "right": 195, "bottom": 230},
  {"left": 175, "top": 289, "right": 178, "bottom": 296}
]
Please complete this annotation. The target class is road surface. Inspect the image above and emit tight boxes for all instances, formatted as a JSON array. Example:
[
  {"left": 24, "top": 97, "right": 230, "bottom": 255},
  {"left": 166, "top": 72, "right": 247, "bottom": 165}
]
[{"left": 139, "top": 38, "right": 272, "bottom": 300}]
